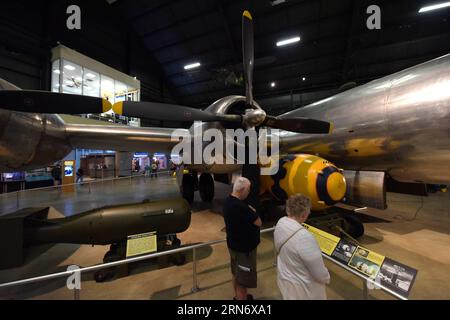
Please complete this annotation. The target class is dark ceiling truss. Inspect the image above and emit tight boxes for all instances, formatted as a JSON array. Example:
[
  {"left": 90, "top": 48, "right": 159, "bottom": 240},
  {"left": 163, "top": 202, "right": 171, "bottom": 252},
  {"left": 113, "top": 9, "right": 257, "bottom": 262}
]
[{"left": 110, "top": 0, "right": 450, "bottom": 111}]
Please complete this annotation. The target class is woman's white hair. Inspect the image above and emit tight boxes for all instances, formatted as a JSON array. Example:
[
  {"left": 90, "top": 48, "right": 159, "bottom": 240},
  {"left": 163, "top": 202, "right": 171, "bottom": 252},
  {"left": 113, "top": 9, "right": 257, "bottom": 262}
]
[
  {"left": 286, "top": 194, "right": 311, "bottom": 217},
  {"left": 233, "top": 177, "right": 251, "bottom": 193}
]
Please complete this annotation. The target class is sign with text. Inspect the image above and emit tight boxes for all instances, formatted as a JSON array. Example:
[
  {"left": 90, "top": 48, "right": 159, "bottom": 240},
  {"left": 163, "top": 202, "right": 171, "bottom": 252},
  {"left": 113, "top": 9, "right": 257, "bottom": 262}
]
[{"left": 126, "top": 231, "right": 157, "bottom": 258}]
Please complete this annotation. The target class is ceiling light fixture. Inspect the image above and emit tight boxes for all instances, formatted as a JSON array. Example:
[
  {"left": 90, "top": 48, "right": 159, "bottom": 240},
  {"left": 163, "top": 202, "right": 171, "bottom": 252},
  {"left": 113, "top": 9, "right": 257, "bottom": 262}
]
[
  {"left": 302, "top": 77, "right": 306, "bottom": 81},
  {"left": 271, "top": 82, "right": 276, "bottom": 88},
  {"left": 270, "top": 0, "right": 286, "bottom": 6},
  {"left": 53, "top": 69, "right": 60, "bottom": 74},
  {"left": 86, "top": 73, "right": 96, "bottom": 78},
  {"left": 64, "top": 64, "right": 75, "bottom": 71},
  {"left": 276, "top": 36, "right": 300, "bottom": 47},
  {"left": 184, "top": 62, "right": 201, "bottom": 70},
  {"left": 419, "top": 2, "right": 450, "bottom": 12}
]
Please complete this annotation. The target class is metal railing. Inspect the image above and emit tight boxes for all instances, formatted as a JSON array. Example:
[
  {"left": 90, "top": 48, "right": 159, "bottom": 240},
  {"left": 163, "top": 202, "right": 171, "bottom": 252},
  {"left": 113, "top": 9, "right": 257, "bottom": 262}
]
[
  {"left": 0, "top": 170, "right": 174, "bottom": 211},
  {"left": 0, "top": 227, "right": 407, "bottom": 300}
]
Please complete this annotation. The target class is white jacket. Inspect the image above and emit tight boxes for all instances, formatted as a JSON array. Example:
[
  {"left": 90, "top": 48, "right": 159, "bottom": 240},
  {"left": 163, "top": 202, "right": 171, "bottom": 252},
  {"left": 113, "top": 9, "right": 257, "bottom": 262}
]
[{"left": 274, "top": 217, "right": 330, "bottom": 300}]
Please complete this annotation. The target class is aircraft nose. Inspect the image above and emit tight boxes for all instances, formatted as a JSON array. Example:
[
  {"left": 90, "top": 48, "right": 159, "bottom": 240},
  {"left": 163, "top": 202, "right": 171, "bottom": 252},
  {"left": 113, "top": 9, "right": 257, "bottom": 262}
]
[{"left": 316, "top": 166, "right": 347, "bottom": 205}]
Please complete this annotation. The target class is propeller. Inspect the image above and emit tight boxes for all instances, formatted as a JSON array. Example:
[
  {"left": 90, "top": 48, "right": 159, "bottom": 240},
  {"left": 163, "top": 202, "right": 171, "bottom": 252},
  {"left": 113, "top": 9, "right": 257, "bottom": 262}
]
[
  {"left": 262, "top": 116, "right": 334, "bottom": 134},
  {"left": 242, "top": 10, "right": 254, "bottom": 107},
  {"left": 112, "top": 101, "right": 242, "bottom": 123},
  {"left": 0, "top": 90, "right": 111, "bottom": 114}
]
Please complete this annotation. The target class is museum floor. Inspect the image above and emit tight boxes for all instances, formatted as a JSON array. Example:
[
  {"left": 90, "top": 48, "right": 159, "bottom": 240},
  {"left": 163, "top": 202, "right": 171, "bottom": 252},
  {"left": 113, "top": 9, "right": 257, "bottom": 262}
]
[{"left": 0, "top": 174, "right": 449, "bottom": 300}]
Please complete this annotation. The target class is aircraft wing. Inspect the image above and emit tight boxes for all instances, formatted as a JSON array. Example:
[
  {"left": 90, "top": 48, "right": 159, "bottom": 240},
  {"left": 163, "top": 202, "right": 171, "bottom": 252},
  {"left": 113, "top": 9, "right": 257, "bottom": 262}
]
[{"left": 61, "top": 114, "right": 185, "bottom": 153}]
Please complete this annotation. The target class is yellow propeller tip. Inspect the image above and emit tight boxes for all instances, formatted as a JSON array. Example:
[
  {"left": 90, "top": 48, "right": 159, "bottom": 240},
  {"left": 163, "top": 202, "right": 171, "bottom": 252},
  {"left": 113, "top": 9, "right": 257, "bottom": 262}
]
[
  {"left": 329, "top": 122, "right": 334, "bottom": 134},
  {"left": 102, "top": 99, "right": 112, "bottom": 113},
  {"left": 243, "top": 10, "right": 253, "bottom": 20},
  {"left": 112, "top": 101, "right": 124, "bottom": 115}
]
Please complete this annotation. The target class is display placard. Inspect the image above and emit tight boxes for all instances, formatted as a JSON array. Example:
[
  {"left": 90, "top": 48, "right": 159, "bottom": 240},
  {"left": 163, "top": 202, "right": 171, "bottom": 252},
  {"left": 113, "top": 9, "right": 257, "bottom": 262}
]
[
  {"left": 376, "top": 257, "right": 418, "bottom": 297},
  {"left": 302, "top": 223, "right": 340, "bottom": 255},
  {"left": 348, "top": 246, "right": 385, "bottom": 278},
  {"left": 301, "top": 223, "right": 418, "bottom": 298},
  {"left": 126, "top": 231, "right": 157, "bottom": 258}
]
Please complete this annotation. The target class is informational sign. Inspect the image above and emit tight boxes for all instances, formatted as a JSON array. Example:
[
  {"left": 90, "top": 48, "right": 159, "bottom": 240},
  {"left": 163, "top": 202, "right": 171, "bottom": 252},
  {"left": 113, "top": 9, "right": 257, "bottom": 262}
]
[
  {"left": 302, "top": 223, "right": 418, "bottom": 298},
  {"left": 62, "top": 160, "right": 76, "bottom": 193},
  {"left": 302, "top": 223, "right": 340, "bottom": 256},
  {"left": 134, "top": 152, "right": 149, "bottom": 157},
  {"left": 348, "top": 246, "right": 385, "bottom": 279},
  {"left": 376, "top": 257, "right": 418, "bottom": 297},
  {"left": 126, "top": 231, "right": 157, "bottom": 258}
]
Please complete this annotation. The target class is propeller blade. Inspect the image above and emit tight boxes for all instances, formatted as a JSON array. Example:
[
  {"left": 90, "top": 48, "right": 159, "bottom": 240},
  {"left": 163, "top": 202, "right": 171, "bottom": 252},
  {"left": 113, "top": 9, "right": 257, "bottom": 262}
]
[
  {"left": 113, "top": 101, "right": 241, "bottom": 123},
  {"left": 0, "top": 90, "right": 111, "bottom": 114},
  {"left": 242, "top": 10, "right": 254, "bottom": 107},
  {"left": 262, "top": 116, "right": 334, "bottom": 134}
]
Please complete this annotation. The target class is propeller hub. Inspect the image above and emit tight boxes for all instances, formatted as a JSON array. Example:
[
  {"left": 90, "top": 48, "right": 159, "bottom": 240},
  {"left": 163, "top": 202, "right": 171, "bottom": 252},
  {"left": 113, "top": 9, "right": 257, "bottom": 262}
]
[{"left": 242, "top": 108, "right": 266, "bottom": 128}]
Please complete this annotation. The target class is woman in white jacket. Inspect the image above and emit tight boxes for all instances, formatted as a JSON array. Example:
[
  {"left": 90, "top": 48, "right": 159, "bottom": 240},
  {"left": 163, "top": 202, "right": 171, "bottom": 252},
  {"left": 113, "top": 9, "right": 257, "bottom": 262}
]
[{"left": 274, "top": 194, "right": 330, "bottom": 300}]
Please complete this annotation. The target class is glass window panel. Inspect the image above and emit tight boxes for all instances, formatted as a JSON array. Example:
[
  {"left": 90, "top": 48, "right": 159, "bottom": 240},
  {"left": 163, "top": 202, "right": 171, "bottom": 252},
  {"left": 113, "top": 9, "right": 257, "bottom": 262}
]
[
  {"left": 62, "top": 60, "right": 82, "bottom": 95},
  {"left": 126, "top": 85, "right": 139, "bottom": 101},
  {"left": 51, "top": 59, "right": 61, "bottom": 93},
  {"left": 101, "top": 75, "right": 115, "bottom": 104},
  {"left": 83, "top": 68, "right": 100, "bottom": 97},
  {"left": 115, "top": 81, "right": 127, "bottom": 102}
]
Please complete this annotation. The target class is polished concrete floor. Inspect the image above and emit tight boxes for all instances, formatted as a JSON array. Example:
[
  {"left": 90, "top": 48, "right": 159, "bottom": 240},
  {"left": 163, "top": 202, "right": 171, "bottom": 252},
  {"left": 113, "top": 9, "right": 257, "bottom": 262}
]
[{"left": 0, "top": 174, "right": 449, "bottom": 300}]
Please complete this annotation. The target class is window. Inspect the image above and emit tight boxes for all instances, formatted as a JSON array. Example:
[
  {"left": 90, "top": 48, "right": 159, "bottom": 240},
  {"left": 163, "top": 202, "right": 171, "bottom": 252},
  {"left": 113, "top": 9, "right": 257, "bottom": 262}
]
[
  {"left": 101, "top": 75, "right": 115, "bottom": 104},
  {"left": 115, "top": 81, "right": 127, "bottom": 102},
  {"left": 62, "top": 60, "right": 83, "bottom": 95},
  {"left": 51, "top": 59, "right": 61, "bottom": 93},
  {"left": 83, "top": 69, "right": 100, "bottom": 97}
]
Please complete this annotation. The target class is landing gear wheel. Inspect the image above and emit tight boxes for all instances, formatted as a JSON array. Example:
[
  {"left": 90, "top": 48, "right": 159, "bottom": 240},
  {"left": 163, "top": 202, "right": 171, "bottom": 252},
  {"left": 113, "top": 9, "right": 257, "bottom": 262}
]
[
  {"left": 342, "top": 215, "right": 365, "bottom": 239},
  {"left": 199, "top": 173, "right": 214, "bottom": 202},
  {"left": 171, "top": 237, "right": 181, "bottom": 247},
  {"left": 181, "top": 174, "right": 195, "bottom": 204},
  {"left": 94, "top": 269, "right": 115, "bottom": 283},
  {"left": 170, "top": 253, "right": 186, "bottom": 266}
]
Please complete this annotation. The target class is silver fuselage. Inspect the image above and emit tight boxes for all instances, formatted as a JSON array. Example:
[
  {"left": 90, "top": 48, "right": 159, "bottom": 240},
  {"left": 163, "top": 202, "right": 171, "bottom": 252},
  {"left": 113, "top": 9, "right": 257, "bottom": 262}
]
[{"left": 279, "top": 53, "right": 450, "bottom": 184}]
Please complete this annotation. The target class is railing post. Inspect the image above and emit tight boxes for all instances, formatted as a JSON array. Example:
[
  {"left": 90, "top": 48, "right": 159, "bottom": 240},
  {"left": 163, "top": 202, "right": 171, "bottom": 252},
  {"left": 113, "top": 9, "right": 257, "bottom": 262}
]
[
  {"left": 74, "top": 288, "right": 80, "bottom": 300},
  {"left": 191, "top": 247, "right": 200, "bottom": 293},
  {"left": 362, "top": 279, "right": 369, "bottom": 300},
  {"left": 16, "top": 190, "right": 19, "bottom": 208}
]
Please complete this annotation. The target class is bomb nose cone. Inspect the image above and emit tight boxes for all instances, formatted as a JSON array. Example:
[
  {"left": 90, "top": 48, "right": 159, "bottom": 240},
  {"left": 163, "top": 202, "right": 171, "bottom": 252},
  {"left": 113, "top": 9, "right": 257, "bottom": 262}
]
[
  {"left": 327, "top": 171, "right": 347, "bottom": 202},
  {"left": 316, "top": 166, "right": 347, "bottom": 206}
]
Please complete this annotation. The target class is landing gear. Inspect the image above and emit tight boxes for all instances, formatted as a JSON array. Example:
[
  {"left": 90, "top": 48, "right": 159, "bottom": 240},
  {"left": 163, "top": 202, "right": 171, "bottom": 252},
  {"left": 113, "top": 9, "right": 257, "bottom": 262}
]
[
  {"left": 199, "top": 173, "right": 214, "bottom": 202},
  {"left": 94, "top": 235, "right": 186, "bottom": 283},
  {"left": 181, "top": 173, "right": 196, "bottom": 204}
]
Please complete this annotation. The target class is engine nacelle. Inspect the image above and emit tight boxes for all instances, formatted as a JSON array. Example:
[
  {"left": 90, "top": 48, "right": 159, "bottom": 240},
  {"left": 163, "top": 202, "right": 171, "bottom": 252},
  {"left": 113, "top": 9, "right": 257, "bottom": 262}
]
[
  {"left": 185, "top": 95, "right": 265, "bottom": 174},
  {"left": 260, "top": 154, "right": 347, "bottom": 211},
  {"left": 0, "top": 109, "right": 72, "bottom": 172}
]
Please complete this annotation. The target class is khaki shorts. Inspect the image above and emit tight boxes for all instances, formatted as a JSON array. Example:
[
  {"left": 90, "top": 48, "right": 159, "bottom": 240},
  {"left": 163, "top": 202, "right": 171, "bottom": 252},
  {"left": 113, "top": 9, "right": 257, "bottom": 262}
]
[{"left": 228, "top": 248, "right": 257, "bottom": 288}]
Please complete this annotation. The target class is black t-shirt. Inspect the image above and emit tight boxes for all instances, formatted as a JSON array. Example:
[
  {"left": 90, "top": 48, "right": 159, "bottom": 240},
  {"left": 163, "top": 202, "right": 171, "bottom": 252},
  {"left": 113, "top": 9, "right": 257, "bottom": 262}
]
[{"left": 223, "top": 195, "right": 260, "bottom": 253}]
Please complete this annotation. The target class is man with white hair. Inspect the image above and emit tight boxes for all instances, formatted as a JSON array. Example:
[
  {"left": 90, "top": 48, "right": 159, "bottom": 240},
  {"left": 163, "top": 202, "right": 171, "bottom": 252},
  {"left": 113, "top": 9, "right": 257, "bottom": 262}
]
[
  {"left": 274, "top": 193, "right": 330, "bottom": 300},
  {"left": 223, "top": 176, "right": 262, "bottom": 300}
]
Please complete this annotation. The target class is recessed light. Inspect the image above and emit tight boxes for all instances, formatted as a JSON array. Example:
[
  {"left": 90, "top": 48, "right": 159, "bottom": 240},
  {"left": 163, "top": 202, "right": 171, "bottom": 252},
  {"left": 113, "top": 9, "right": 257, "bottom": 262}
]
[
  {"left": 271, "top": 82, "right": 276, "bottom": 87},
  {"left": 64, "top": 64, "right": 76, "bottom": 71},
  {"left": 276, "top": 36, "right": 301, "bottom": 47},
  {"left": 419, "top": 2, "right": 450, "bottom": 12},
  {"left": 302, "top": 77, "right": 306, "bottom": 81},
  {"left": 184, "top": 62, "right": 201, "bottom": 70}
]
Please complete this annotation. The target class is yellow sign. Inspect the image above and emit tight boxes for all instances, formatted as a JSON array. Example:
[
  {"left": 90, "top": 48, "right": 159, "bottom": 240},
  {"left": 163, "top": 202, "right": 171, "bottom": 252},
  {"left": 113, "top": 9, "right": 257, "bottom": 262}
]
[
  {"left": 302, "top": 223, "right": 340, "bottom": 255},
  {"left": 348, "top": 246, "right": 385, "bottom": 278},
  {"left": 126, "top": 232, "right": 157, "bottom": 258}
]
